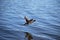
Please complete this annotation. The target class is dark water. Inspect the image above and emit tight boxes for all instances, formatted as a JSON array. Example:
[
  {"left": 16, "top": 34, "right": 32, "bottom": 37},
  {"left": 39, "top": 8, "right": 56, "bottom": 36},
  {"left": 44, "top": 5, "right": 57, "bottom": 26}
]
[{"left": 0, "top": 0, "right": 60, "bottom": 40}]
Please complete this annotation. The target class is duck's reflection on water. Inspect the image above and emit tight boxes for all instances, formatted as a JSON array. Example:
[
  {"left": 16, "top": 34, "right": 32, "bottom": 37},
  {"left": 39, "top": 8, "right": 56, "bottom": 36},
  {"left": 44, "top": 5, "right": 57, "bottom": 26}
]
[{"left": 25, "top": 32, "right": 33, "bottom": 40}]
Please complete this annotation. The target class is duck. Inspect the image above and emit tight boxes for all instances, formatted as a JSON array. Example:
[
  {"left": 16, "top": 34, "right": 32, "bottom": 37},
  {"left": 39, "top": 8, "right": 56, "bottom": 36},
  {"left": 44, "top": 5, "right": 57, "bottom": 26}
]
[{"left": 24, "top": 16, "right": 36, "bottom": 25}]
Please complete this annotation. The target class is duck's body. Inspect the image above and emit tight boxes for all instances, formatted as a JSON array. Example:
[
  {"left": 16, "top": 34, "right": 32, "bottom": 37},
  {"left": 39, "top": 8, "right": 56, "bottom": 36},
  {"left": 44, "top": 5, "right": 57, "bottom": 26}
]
[{"left": 24, "top": 16, "right": 36, "bottom": 25}]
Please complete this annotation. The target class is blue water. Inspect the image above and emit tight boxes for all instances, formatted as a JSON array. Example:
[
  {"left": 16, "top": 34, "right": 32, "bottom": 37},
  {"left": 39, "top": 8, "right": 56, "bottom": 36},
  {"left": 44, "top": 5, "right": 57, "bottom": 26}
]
[{"left": 0, "top": 0, "right": 60, "bottom": 40}]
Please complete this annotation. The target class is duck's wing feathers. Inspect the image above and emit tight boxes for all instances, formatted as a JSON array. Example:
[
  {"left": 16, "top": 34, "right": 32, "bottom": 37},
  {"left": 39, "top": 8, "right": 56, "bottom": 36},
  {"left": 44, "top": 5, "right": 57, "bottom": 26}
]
[{"left": 24, "top": 16, "right": 29, "bottom": 23}]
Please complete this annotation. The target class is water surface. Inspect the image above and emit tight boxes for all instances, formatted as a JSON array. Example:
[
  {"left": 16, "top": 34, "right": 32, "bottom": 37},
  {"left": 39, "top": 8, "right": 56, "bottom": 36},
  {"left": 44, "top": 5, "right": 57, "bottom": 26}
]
[{"left": 0, "top": 0, "right": 60, "bottom": 40}]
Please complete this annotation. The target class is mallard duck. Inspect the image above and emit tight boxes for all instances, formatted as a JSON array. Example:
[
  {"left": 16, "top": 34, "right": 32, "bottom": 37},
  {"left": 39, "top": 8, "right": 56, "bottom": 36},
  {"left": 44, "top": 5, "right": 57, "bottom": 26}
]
[{"left": 24, "top": 16, "right": 36, "bottom": 25}]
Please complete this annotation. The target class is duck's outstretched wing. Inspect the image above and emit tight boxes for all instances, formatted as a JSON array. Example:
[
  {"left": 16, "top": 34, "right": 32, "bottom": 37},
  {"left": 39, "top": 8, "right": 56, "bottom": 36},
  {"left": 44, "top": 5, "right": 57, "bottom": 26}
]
[{"left": 24, "top": 16, "right": 29, "bottom": 23}]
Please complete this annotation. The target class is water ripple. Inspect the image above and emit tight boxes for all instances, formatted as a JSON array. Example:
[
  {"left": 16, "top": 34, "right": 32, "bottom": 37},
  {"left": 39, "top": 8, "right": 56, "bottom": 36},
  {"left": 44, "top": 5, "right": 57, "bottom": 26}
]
[{"left": 0, "top": 0, "right": 60, "bottom": 40}]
